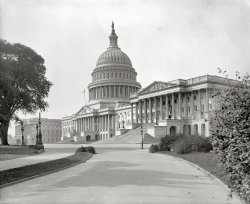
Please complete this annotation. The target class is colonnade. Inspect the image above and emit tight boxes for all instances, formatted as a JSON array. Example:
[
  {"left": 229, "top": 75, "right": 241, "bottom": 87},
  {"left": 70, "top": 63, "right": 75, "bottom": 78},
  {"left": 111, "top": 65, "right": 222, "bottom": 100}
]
[
  {"left": 89, "top": 85, "right": 138, "bottom": 100},
  {"left": 131, "top": 89, "right": 210, "bottom": 124},
  {"left": 73, "top": 115, "right": 115, "bottom": 132}
]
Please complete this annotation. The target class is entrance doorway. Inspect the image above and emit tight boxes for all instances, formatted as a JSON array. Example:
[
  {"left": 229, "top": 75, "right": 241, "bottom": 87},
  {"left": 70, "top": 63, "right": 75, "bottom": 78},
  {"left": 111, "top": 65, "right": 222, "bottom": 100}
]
[
  {"left": 86, "top": 135, "right": 91, "bottom": 142},
  {"left": 170, "top": 126, "right": 176, "bottom": 135}
]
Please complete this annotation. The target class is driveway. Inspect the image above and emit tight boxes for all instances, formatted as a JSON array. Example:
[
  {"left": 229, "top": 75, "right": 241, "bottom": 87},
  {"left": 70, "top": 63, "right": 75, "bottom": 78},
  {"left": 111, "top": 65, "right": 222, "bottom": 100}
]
[{"left": 0, "top": 144, "right": 241, "bottom": 204}]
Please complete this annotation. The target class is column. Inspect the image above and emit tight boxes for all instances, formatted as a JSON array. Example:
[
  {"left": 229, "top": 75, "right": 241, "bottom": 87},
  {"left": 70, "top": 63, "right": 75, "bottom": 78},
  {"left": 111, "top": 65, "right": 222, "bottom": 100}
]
[
  {"left": 118, "top": 85, "right": 120, "bottom": 98},
  {"left": 92, "top": 117, "right": 94, "bottom": 131},
  {"left": 154, "top": 97, "right": 157, "bottom": 122},
  {"left": 131, "top": 103, "right": 134, "bottom": 124},
  {"left": 184, "top": 93, "right": 188, "bottom": 118},
  {"left": 105, "top": 115, "right": 107, "bottom": 130},
  {"left": 160, "top": 96, "right": 163, "bottom": 120},
  {"left": 144, "top": 99, "right": 147, "bottom": 123},
  {"left": 108, "top": 115, "right": 110, "bottom": 131},
  {"left": 190, "top": 91, "right": 194, "bottom": 119},
  {"left": 99, "top": 116, "right": 101, "bottom": 131},
  {"left": 99, "top": 115, "right": 103, "bottom": 131},
  {"left": 85, "top": 118, "right": 87, "bottom": 131},
  {"left": 149, "top": 98, "right": 152, "bottom": 122},
  {"left": 82, "top": 118, "right": 84, "bottom": 131},
  {"left": 171, "top": 93, "right": 175, "bottom": 119},
  {"left": 109, "top": 86, "right": 111, "bottom": 98},
  {"left": 178, "top": 92, "right": 181, "bottom": 119},
  {"left": 103, "top": 115, "right": 105, "bottom": 131},
  {"left": 135, "top": 102, "right": 138, "bottom": 123},
  {"left": 139, "top": 100, "right": 142, "bottom": 123},
  {"left": 197, "top": 90, "right": 201, "bottom": 118},
  {"left": 165, "top": 95, "right": 169, "bottom": 119},
  {"left": 205, "top": 88, "right": 209, "bottom": 117},
  {"left": 81, "top": 118, "right": 83, "bottom": 131}
]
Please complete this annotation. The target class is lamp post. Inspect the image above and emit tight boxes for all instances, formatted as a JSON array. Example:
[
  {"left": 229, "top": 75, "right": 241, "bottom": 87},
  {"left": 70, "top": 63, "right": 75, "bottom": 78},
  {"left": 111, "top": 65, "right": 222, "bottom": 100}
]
[
  {"left": 36, "top": 112, "right": 44, "bottom": 151},
  {"left": 21, "top": 121, "right": 25, "bottom": 146}
]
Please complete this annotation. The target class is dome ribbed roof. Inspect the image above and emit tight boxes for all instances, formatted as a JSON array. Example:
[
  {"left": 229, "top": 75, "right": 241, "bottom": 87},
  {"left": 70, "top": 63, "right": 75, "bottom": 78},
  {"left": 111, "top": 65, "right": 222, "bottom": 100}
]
[{"left": 96, "top": 49, "right": 132, "bottom": 66}]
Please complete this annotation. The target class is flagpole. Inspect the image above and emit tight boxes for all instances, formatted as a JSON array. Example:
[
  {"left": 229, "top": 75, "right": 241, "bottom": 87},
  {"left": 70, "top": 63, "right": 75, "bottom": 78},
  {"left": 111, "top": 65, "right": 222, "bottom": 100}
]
[{"left": 83, "top": 89, "right": 86, "bottom": 106}]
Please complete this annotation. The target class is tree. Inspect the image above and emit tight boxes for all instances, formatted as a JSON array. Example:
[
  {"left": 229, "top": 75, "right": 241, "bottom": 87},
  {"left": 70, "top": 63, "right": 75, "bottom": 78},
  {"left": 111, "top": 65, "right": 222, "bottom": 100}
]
[
  {"left": 210, "top": 70, "right": 250, "bottom": 203},
  {"left": 0, "top": 39, "right": 52, "bottom": 145}
]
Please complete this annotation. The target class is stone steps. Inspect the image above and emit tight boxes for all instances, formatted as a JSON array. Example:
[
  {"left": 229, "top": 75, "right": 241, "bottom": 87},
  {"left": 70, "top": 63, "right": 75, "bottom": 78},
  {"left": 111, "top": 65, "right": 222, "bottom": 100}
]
[{"left": 94, "top": 126, "right": 159, "bottom": 144}]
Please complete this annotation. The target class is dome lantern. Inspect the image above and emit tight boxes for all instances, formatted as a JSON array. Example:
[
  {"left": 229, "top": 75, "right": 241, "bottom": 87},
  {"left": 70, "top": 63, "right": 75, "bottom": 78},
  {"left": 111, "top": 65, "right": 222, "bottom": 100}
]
[{"left": 108, "top": 21, "right": 119, "bottom": 50}]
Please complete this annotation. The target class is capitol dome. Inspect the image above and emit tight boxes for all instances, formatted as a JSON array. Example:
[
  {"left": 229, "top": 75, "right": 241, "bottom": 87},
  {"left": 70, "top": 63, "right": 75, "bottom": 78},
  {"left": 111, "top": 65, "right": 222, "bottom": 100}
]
[
  {"left": 96, "top": 49, "right": 132, "bottom": 67},
  {"left": 88, "top": 22, "right": 141, "bottom": 103}
]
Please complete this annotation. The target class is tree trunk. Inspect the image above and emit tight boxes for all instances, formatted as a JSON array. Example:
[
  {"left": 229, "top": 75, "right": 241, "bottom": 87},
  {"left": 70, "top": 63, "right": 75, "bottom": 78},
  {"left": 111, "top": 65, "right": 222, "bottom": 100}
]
[{"left": 0, "top": 120, "right": 10, "bottom": 145}]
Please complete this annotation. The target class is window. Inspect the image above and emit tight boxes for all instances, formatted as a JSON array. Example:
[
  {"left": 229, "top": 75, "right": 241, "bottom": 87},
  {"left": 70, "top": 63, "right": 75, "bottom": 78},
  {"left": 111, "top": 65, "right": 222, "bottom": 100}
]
[
  {"left": 194, "top": 105, "right": 197, "bottom": 111},
  {"left": 188, "top": 106, "right": 190, "bottom": 113}
]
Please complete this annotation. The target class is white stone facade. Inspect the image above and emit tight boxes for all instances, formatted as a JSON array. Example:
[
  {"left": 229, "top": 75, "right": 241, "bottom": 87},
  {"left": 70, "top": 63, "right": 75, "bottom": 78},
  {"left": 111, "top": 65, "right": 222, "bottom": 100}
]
[
  {"left": 62, "top": 23, "right": 236, "bottom": 141},
  {"left": 15, "top": 118, "right": 62, "bottom": 145}
]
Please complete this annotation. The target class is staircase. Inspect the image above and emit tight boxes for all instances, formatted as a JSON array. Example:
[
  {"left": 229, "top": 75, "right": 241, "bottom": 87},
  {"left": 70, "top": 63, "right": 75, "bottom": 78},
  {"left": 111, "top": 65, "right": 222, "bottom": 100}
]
[{"left": 94, "top": 126, "right": 159, "bottom": 144}]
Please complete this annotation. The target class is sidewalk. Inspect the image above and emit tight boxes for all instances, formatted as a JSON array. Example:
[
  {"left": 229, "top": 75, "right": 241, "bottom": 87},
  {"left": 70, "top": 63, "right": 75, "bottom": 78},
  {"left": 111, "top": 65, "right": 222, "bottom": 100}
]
[{"left": 0, "top": 144, "right": 78, "bottom": 171}]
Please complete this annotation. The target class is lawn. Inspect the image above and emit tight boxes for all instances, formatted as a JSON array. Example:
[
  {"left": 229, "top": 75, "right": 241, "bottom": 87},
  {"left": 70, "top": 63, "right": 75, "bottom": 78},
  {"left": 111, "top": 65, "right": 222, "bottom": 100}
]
[
  {"left": 160, "top": 151, "right": 228, "bottom": 185},
  {"left": 0, "top": 152, "right": 92, "bottom": 186},
  {"left": 0, "top": 145, "right": 38, "bottom": 161}
]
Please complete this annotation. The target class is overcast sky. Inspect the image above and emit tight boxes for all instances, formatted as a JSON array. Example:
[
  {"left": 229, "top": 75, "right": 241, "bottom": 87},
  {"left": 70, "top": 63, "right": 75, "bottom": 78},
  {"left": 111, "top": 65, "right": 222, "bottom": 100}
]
[{"left": 1, "top": 0, "right": 250, "bottom": 134}]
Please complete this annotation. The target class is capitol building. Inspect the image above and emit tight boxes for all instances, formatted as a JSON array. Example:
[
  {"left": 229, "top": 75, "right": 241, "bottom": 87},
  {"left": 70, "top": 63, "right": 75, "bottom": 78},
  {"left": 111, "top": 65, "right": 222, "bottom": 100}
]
[{"left": 61, "top": 23, "right": 236, "bottom": 142}]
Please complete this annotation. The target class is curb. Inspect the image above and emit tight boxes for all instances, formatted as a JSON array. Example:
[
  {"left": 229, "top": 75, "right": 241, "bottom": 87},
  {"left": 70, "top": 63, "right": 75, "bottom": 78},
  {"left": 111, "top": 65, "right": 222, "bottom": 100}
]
[
  {"left": 155, "top": 152, "right": 247, "bottom": 204},
  {"left": 0, "top": 153, "right": 93, "bottom": 189}
]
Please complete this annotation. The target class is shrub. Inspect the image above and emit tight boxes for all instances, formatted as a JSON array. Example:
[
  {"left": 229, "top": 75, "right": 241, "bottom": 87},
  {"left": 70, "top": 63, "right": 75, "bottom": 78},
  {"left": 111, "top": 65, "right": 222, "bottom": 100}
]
[
  {"left": 174, "top": 135, "right": 213, "bottom": 154},
  {"left": 210, "top": 71, "right": 250, "bottom": 202},
  {"left": 159, "top": 134, "right": 183, "bottom": 151},
  {"left": 75, "top": 146, "right": 86, "bottom": 153},
  {"left": 149, "top": 144, "right": 159, "bottom": 153},
  {"left": 86, "top": 146, "right": 96, "bottom": 154}
]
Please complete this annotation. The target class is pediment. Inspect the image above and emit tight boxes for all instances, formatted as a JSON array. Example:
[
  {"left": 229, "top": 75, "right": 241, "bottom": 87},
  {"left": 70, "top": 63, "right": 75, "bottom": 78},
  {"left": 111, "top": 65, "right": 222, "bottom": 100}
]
[
  {"left": 75, "top": 106, "right": 93, "bottom": 116},
  {"left": 139, "top": 81, "right": 172, "bottom": 95}
]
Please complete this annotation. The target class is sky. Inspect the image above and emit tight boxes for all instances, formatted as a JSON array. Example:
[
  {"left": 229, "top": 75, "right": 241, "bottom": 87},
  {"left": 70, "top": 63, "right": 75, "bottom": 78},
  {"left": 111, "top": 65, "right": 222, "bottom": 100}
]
[{"left": 1, "top": 0, "right": 250, "bottom": 135}]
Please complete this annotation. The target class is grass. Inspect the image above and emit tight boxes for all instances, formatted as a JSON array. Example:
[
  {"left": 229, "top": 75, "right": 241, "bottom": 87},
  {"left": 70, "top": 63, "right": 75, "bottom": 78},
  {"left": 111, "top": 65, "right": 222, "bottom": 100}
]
[
  {"left": 160, "top": 151, "right": 228, "bottom": 185},
  {"left": 0, "top": 152, "right": 92, "bottom": 186},
  {"left": 0, "top": 145, "right": 39, "bottom": 161}
]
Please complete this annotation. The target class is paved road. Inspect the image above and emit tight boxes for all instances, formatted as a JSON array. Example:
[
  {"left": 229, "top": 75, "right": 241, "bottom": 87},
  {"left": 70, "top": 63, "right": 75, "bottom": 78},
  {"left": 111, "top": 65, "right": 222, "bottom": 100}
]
[{"left": 0, "top": 144, "right": 241, "bottom": 204}]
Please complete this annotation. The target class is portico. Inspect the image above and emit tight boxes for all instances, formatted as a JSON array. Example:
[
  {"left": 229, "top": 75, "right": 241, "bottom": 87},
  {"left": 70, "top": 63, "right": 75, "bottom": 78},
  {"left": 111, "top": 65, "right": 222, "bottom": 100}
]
[{"left": 130, "top": 75, "right": 236, "bottom": 137}]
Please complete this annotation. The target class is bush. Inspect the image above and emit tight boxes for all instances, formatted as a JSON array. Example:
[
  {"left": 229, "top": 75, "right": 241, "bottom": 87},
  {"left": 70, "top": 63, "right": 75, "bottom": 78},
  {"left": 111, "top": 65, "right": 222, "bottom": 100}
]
[
  {"left": 75, "top": 146, "right": 86, "bottom": 153},
  {"left": 86, "top": 146, "right": 96, "bottom": 154},
  {"left": 210, "top": 71, "right": 250, "bottom": 203},
  {"left": 149, "top": 144, "right": 159, "bottom": 153},
  {"left": 76, "top": 146, "right": 96, "bottom": 154},
  {"left": 159, "top": 134, "right": 183, "bottom": 151},
  {"left": 175, "top": 135, "right": 213, "bottom": 154}
]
